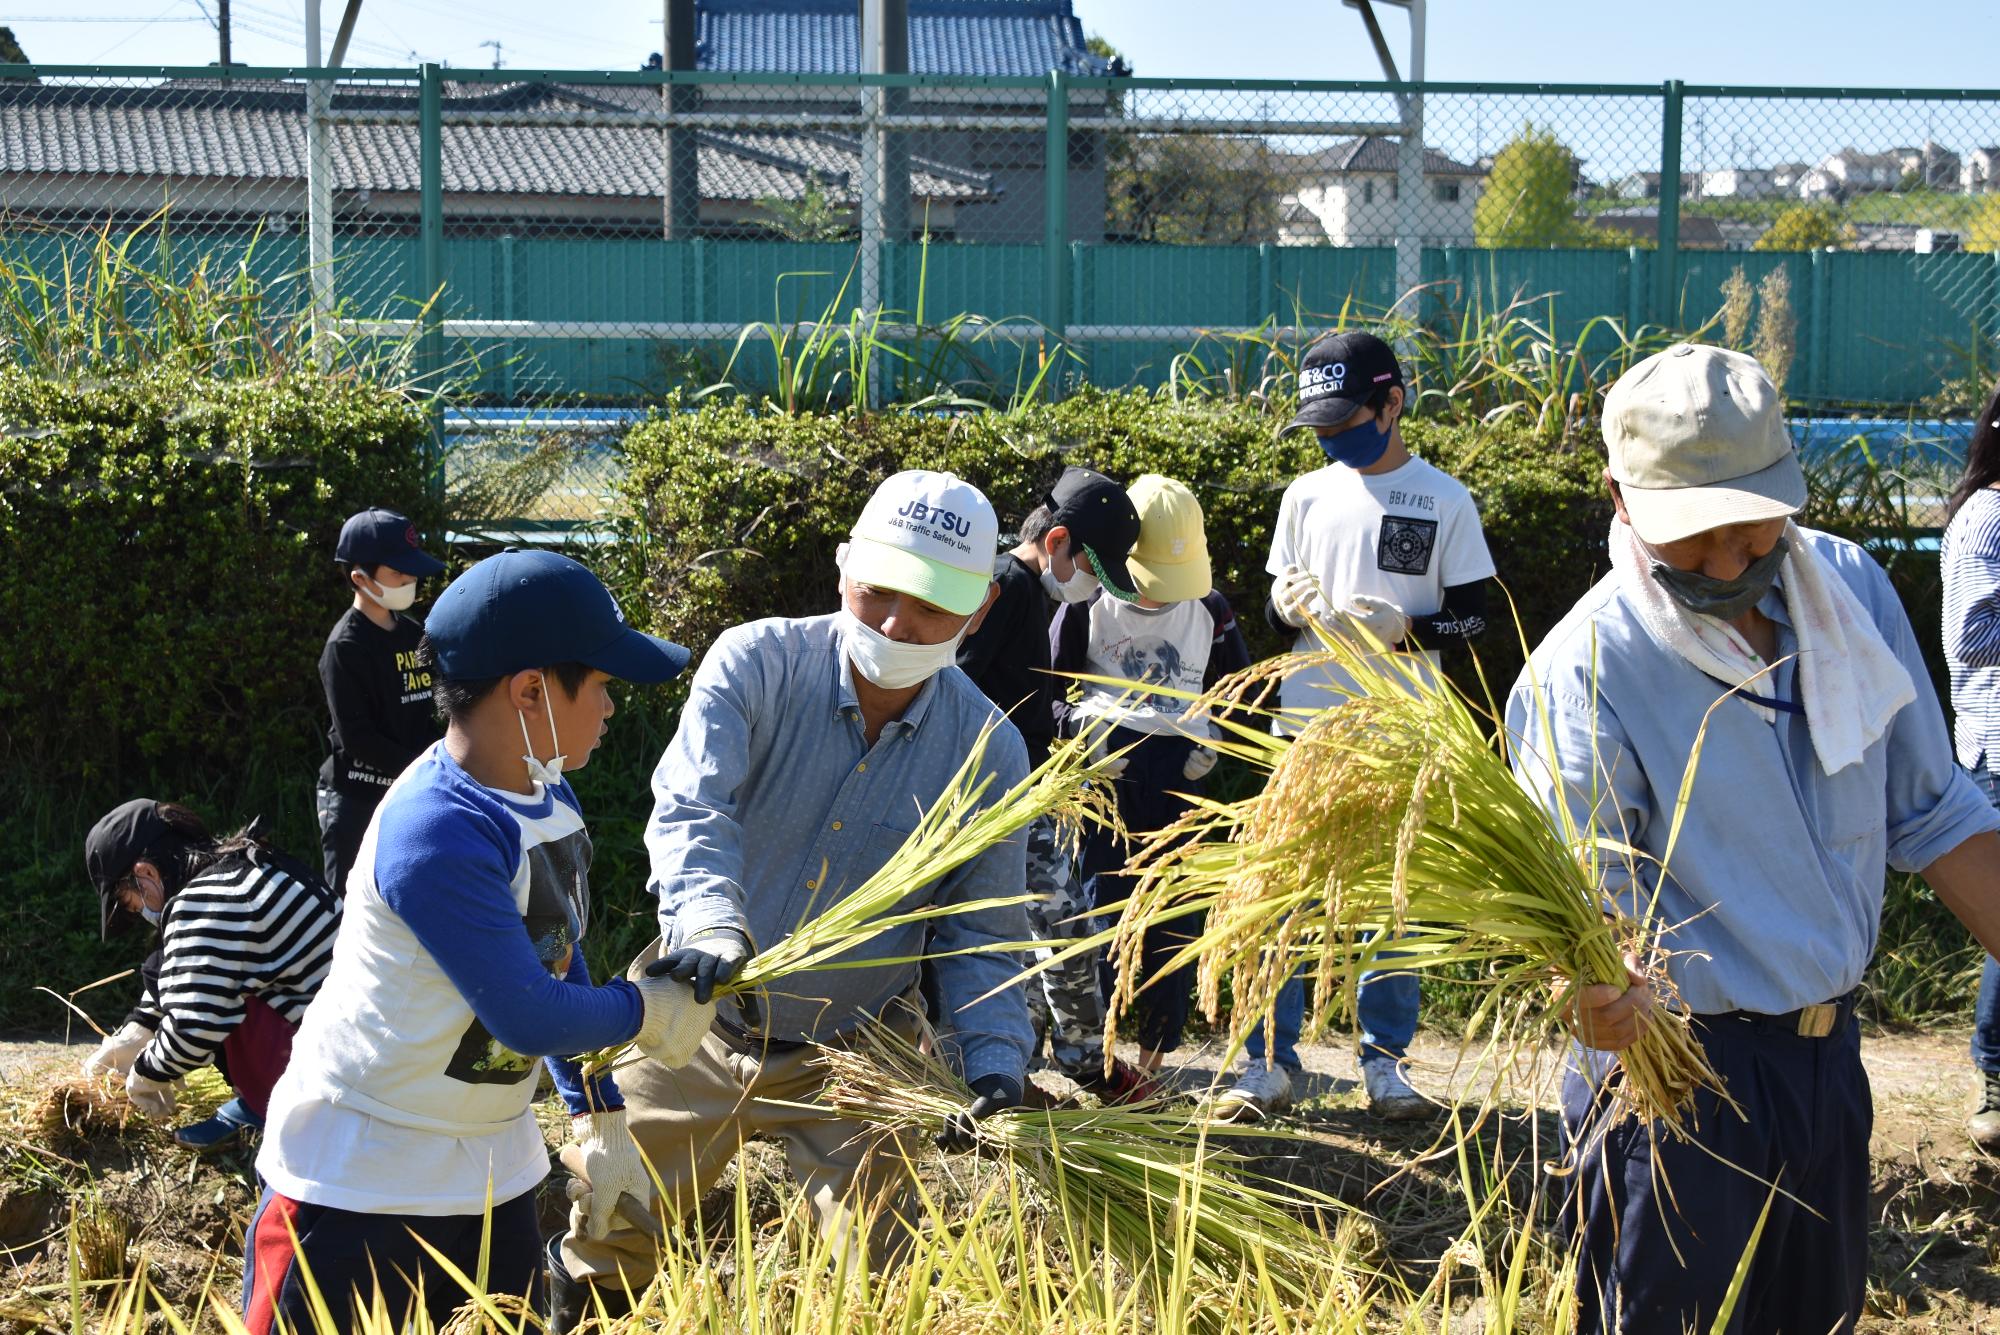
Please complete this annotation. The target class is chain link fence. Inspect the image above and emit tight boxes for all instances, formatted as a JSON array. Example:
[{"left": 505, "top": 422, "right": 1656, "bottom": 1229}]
[{"left": 2, "top": 67, "right": 1996, "bottom": 523}]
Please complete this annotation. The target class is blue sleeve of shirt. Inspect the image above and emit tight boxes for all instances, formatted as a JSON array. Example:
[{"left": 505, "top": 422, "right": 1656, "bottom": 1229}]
[
  {"left": 1850, "top": 548, "right": 2000, "bottom": 870},
  {"left": 544, "top": 949, "right": 625, "bottom": 1116},
  {"left": 1505, "top": 667, "right": 1651, "bottom": 912},
  {"left": 926, "top": 718, "right": 1036, "bottom": 1087},
  {"left": 375, "top": 789, "right": 646, "bottom": 1059},
  {"left": 649, "top": 626, "right": 763, "bottom": 949}
]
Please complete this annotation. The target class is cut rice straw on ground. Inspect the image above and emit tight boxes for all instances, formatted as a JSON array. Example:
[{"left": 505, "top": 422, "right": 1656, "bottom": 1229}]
[
  {"left": 1087, "top": 615, "right": 1729, "bottom": 1138},
  {"left": 578, "top": 718, "right": 1123, "bottom": 1077},
  {"left": 807, "top": 1016, "right": 1367, "bottom": 1316}
]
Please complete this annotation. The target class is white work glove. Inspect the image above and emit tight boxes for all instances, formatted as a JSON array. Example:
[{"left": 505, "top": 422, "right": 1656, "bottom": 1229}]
[
  {"left": 1181, "top": 746, "right": 1219, "bottom": 782},
  {"left": 629, "top": 969, "right": 716, "bottom": 1069},
  {"left": 125, "top": 1066, "right": 178, "bottom": 1119},
  {"left": 1344, "top": 594, "right": 1410, "bottom": 647},
  {"left": 1272, "top": 566, "right": 1324, "bottom": 629},
  {"left": 558, "top": 1108, "right": 652, "bottom": 1241},
  {"left": 82, "top": 1021, "right": 154, "bottom": 1082},
  {"left": 1088, "top": 733, "right": 1130, "bottom": 780}
]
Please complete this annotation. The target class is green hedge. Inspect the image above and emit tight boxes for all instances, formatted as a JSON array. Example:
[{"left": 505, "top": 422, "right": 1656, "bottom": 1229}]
[
  {"left": 0, "top": 367, "right": 432, "bottom": 1026},
  {"left": 610, "top": 388, "right": 1614, "bottom": 704}
]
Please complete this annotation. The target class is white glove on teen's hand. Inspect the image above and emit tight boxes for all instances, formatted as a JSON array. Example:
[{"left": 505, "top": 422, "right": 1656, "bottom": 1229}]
[
  {"left": 559, "top": 1109, "right": 653, "bottom": 1241},
  {"left": 125, "top": 1067, "right": 177, "bottom": 1119},
  {"left": 1272, "top": 566, "right": 1323, "bottom": 628},
  {"left": 629, "top": 971, "right": 715, "bottom": 1069},
  {"left": 83, "top": 1021, "right": 154, "bottom": 1082},
  {"left": 1088, "top": 734, "right": 1130, "bottom": 780},
  {"left": 1344, "top": 594, "right": 1411, "bottom": 647},
  {"left": 1181, "top": 747, "right": 1219, "bottom": 782}
]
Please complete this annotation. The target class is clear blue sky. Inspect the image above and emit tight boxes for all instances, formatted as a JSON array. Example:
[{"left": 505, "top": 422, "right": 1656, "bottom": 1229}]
[{"left": 19, "top": 1, "right": 2000, "bottom": 84}]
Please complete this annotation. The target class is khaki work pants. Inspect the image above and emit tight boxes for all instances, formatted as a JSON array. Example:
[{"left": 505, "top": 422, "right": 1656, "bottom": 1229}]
[{"left": 558, "top": 941, "right": 920, "bottom": 1288}]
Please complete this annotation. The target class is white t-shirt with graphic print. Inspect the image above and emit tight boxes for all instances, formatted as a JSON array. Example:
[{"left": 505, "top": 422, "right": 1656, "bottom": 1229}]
[
  {"left": 1267, "top": 454, "right": 1494, "bottom": 719},
  {"left": 1070, "top": 597, "right": 1220, "bottom": 738}
]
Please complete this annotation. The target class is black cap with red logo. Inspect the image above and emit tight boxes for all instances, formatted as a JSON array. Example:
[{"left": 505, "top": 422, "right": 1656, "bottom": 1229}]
[{"left": 335, "top": 508, "right": 445, "bottom": 576}]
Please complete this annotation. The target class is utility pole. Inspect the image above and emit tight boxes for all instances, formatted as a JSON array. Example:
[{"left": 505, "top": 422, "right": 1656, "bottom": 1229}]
[
  {"left": 480, "top": 39, "right": 503, "bottom": 70},
  {"left": 218, "top": 0, "right": 231, "bottom": 65}
]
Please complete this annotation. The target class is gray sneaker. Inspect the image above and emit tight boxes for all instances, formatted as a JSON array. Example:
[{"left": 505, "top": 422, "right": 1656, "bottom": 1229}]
[
  {"left": 1213, "top": 1063, "right": 1295, "bottom": 1123},
  {"left": 1360, "top": 1055, "right": 1433, "bottom": 1121}
]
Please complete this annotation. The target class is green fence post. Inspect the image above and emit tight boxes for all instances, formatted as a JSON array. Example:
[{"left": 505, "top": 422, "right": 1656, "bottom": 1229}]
[
  {"left": 1626, "top": 246, "right": 1647, "bottom": 333},
  {"left": 1653, "top": 79, "right": 1683, "bottom": 326},
  {"left": 1808, "top": 247, "right": 1832, "bottom": 405},
  {"left": 1256, "top": 243, "right": 1274, "bottom": 324},
  {"left": 497, "top": 232, "right": 515, "bottom": 404},
  {"left": 419, "top": 63, "right": 445, "bottom": 457},
  {"left": 1042, "top": 70, "right": 1069, "bottom": 345}
]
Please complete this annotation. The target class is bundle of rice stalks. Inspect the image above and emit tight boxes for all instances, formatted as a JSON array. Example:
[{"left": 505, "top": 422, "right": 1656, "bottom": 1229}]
[
  {"left": 1097, "top": 621, "right": 1726, "bottom": 1135},
  {"left": 810, "top": 1019, "right": 1364, "bottom": 1317},
  {"left": 579, "top": 720, "right": 1121, "bottom": 1076}
]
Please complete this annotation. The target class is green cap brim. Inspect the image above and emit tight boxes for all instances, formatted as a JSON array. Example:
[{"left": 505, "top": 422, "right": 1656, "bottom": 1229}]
[{"left": 842, "top": 535, "right": 990, "bottom": 616}]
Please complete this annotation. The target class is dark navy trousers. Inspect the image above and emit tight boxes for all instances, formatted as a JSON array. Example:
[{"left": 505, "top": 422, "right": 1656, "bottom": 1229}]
[
  {"left": 1561, "top": 1010, "right": 1871, "bottom": 1335},
  {"left": 241, "top": 1185, "right": 542, "bottom": 1333}
]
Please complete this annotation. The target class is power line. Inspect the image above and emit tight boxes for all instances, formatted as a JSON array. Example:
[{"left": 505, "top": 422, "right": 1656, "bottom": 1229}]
[{"left": 15, "top": 13, "right": 209, "bottom": 20}]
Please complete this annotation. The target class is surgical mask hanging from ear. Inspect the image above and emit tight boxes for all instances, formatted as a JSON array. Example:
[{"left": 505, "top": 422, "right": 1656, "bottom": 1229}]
[
  {"left": 358, "top": 573, "right": 417, "bottom": 612},
  {"left": 517, "top": 676, "right": 567, "bottom": 786},
  {"left": 139, "top": 904, "right": 162, "bottom": 927},
  {"left": 1037, "top": 538, "right": 1100, "bottom": 603},
  {"left": 1649, "top": 537, "right": 1790, "bottom": 622},
  {"left": 839, "top": 611, "right": 967, "bottom": 690},
  {"left": 1316, "top": 413, "right": 1391, "bottom": 469}
]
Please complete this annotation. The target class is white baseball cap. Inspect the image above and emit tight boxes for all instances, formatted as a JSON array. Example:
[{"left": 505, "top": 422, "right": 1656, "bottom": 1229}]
[
  {"left": 1603, "top": 343, "right": 1805, "bottom": 546},
  {"left": 842, "top": 469, "right": 999, "bottom": 616}
]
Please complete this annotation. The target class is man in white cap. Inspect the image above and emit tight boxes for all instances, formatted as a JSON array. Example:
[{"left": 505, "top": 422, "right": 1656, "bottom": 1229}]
[
  {"left": 1508, "top": 343, "right": 2000, "bottom": 1332},
  {"left": 549, "top": 470, "right": 1034, "bottom": 1327}
]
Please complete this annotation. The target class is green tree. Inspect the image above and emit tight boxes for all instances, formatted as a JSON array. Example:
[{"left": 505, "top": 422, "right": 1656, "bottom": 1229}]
[
  {"left": 0, "top": 28, "right": 27, "bottom": 64},
  {"left": 1967, "top": 193, "right": 2000, "bottom": 253},
  {"left": 1473, "top": 125, "right": 1608, "bottom": 248},
  {"left": 1754, "top": 204, "right": 1847, "bottom": 251},
  {"left": 1106, "top": 135, "right": 1288, "bottom": 245}
]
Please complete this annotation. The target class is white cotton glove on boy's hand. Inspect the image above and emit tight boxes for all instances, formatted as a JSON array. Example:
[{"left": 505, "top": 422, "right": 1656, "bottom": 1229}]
[
  {"left": 1088, "top": 733, "right": 1130, "bottom": 780},
  {"left": 1181, "top": 746, "right": 1219, "bottom": 782},
  {"left": 83, "top": 1021, "right": 154, "bottom": 1082},
  {"left": 628, "top": 969, "right": 717, "bottom": 1069},
  {"left": 559, "top": 1109, "right": 652, "bottom": 1241},
  {"left": 1272, "top": 566, "right": 1323, "bottom": 628},
  {"left": 125, "top": 1066, "right": 178, "bottom": 1119},
  {"left": 1344, "top": 595, "right": 1411, "bottom": 647}
]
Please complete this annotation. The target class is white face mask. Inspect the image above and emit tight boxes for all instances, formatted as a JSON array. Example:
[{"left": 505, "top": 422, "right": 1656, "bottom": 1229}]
[
  {"left": 1037, "top": 540, "right": 1100, "bottom": 604},
  {"left": 139, "top": 904, "right": 162, "bottom": 927},
  {"left": 359, "top": 573, "right": 417, "bottom": 612},
  {"left": 839, "top": 609, "right": 967, "bottom": 690},
  {"left": 517, "top": 678, "right": 567, "bottom": 787}
]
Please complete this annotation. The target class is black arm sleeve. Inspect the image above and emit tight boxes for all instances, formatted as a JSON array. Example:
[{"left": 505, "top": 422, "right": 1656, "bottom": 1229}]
[
  {"left": 321, "top": 638, "right": 426, "bottom": 776},
  {"left": 1262, "top": 594, "right": 1296, "bottom": 639},
  {"left": 1047, "top": 598, "right": 1093, "bottom": 737},
  {"left": 1408, "top": 579, "right": 1490, "bottom": 645}
]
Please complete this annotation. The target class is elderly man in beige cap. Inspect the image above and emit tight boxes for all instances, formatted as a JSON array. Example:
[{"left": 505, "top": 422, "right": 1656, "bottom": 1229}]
[{"left": 1506, "top": 343, "right": 2000, "bottom": 1333}]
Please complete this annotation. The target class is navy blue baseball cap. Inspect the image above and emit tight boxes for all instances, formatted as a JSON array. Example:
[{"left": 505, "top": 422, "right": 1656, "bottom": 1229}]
[
  {"left": 336, "top": 508, "right": 446, "bottom": 577},
  {"left": 425, "top": 548, "right": 690, "bottom": 683}
]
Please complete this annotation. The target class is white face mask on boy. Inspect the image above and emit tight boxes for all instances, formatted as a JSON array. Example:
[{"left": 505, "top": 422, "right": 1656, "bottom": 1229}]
[
  {"left": 517, "top": 677, "right": 567, "bottom": 786},
  {"left": 358, "top": 573, "right": 418, "bottom": 612}
]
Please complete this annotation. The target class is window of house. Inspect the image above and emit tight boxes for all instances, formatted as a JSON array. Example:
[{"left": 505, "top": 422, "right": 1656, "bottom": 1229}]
[
  {"left": 1434, "top": 181, "right": 1461, "bottom": 203},
  {"left": 1363, "top": 180, "right": 1374, "bottom": 204},
  {"left": 1390, "top": 179, "right": 1400, "bottom": 200}
]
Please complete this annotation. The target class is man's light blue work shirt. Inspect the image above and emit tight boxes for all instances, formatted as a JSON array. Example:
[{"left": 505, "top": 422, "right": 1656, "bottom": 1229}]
[
  {"left": 1505, "top": 528, "right": 1999, "bottom": 1016},
  {"left": 648, "top": 613, "right": 1033, "bottom": 1085}
]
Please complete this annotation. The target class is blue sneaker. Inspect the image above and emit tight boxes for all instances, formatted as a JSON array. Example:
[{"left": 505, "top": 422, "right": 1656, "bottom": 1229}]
[{"left": 173, "top": 1096, "right": 260, "bottom": 1153}]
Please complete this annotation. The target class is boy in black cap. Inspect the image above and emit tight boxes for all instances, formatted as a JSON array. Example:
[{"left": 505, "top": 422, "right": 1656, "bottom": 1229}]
[
  {"left": 1216, "top": 330, "right": 1495, "bottom": 1124},
  {"left": 957, "top": 466, "right": 1155, "bottom": 1101},
  {"left": 247, "top": 550, "right": 708, "bottom": 1334},
  {"left": 81, "top": 799, "right": 338, "bottom": 1153},
  {"left": 316, "top": 508, "right": 447, "bottom": 896}
]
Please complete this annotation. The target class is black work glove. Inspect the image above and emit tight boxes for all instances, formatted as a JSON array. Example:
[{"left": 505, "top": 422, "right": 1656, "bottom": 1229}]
[
  {"left": 934, "top": 1073, "right": 1022, "bottom": 1154},
  {"left": 644, "top": 930, "right": 751, "bottom": 1004}
]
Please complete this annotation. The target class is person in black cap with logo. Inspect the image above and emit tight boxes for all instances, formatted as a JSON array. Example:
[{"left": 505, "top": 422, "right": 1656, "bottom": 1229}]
[
  {"left": 956, "top": 466, "right": 1157, "bottom": 1102},
  {"left": 246, "top": 549, "right": 708, "bottom": 1335},
  {"left": 1214, "top": 329, "right": 1495, "bottom": 1125},
  {"left": 81, "top": 799, "right": 339, "bottom": 1153},
  {"left": 316, "top": 508, "right": 447, "bottom": 896}
]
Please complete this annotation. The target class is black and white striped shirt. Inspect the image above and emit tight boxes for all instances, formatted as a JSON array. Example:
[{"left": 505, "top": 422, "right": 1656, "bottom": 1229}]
[
  {"left": 130, "top": 854, "right": 341, "bottom": 1084},
  {"left": 1943, "top": 489, "right": 2000, "bottom": 777}
]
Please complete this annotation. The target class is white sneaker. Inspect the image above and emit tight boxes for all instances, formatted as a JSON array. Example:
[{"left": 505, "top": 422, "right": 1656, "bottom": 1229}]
[
  {"left": 1213, "top": 1064, "right": 1295, "bottom": 1123},
  {"left": 1360, "top": 1055, "right": 1433, "bottom": 1121}
]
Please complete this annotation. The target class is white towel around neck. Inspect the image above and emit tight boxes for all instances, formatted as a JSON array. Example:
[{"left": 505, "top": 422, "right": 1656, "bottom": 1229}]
[{"left": 1609, "top": 518, "right": 1915, "bottom": 775}]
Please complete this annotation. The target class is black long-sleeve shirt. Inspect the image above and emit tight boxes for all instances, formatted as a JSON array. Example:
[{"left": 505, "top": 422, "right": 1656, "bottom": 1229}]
[
  {"left": 318, "top": 608, "right": 441, "bottom": 799},
  {"left": 957, "top": 554, "right": 1058, "bottom": 768}
]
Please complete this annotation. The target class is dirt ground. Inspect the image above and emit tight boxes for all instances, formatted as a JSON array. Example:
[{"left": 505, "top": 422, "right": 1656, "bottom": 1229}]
[{"left": 3, "top": 1027, "right": 1998, "bottom": 1330}]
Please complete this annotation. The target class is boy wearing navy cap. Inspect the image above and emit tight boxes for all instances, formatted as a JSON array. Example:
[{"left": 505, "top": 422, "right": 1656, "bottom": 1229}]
[
  {"left": 316, "top": 508, "right": 448, "bottom": 896},
  {"left": 247, "top": 550, "right": 709, "bottom": 1335}
]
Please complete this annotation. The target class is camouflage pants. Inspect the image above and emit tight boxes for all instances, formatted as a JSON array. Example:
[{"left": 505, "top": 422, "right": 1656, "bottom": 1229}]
[{"left": 1023, "top": 814, "right": 1109, "bottom": 1074}]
